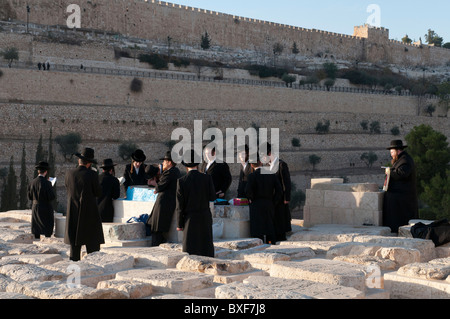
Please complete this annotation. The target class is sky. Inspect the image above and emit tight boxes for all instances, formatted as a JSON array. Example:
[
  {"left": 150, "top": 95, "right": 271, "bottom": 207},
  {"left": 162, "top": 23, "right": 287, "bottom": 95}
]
[{"left": 169, "top": 0, "right": 450, "bottom": 44}]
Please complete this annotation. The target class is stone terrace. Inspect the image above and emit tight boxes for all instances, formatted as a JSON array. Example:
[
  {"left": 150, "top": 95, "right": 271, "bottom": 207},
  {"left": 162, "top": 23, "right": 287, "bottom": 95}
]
[{"left": 0, "top": 210, "right": 449, "bottom": 300}]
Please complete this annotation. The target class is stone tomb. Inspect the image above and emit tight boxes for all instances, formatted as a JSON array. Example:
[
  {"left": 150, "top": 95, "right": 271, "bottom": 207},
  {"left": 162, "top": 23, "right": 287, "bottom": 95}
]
[{"left": 303, "top": 178, "right": 384, "bottom": 227}]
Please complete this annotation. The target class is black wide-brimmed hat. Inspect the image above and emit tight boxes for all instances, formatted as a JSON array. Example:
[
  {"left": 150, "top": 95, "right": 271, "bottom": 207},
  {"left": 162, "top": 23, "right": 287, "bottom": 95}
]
[
  {"left": 182, "top": 150, "right": 201, "bottom": 168},
  {"left": 387, "top": 140, "right": 408, "bottom": 150},
  {"left": 159, "top": 151, "right": 173, "bottom": 162},
  {"left": 131, "top": 149, "right": 146, "bottom": 162},
  {"left": 145, "top": 165, "right": 160, "bottom": 179},
  {"left": 74, "top": 148, "right": 97, "bottom": 164},
  {"left": 35, "top": 161, "right": 50, "bottom": 170},
  {"left": 100, "top": 158, "right": 117, "bottom": 169}
]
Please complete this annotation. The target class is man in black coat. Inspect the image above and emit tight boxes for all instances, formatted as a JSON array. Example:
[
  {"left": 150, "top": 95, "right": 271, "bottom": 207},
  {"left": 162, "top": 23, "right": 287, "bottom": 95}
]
[
  {"left": 147, "top": 151, "right": 181, "bottom": 246},
  {"left": 98, "top": 159, "right": 121, "bottom": 223},
  {"left": 263, "top": 143, "right": 292, "bottom": 241},
  {"left": 28, "top": 162, "right": 56, "bottom": 239},
  {"left": 64, "top": 148, "right": 104, "bottom": 261},
  {"left": 122, "top": 149, "right": 148, "bottom": 195},
  {"left": 383, "top": 140, "right": 419, "bottom": 233},
  {"left": 237, "top": 144, "right": 253, "bottom": 198},
  {"left": 176, "top": 150, "right": 216, "bottom": 257},
  {"left": 201, "top": 144, "right": 232, "bottom": 199},
  {"left": 245, "top": 157, "right": 283, "bottom": 244}
]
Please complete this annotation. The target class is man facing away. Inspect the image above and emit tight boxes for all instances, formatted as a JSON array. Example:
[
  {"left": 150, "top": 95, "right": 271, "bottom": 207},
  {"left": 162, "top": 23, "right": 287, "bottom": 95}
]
[
  {"left": 28, "top": 161, "right": 56, "bottom": 240},
  {"left": 98, "top": 159, "right": 121, "bottom": 223},
  {"left": 176, "top": 150, "right": 216, "bottom": 257},
  {"left": 64, "top": 148, "right": 104, "bottom": 261}
]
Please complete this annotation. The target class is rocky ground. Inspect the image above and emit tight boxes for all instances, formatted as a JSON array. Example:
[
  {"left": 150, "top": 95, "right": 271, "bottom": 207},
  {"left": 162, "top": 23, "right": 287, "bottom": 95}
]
[{"left": 0, "top": 210, "right": 449, "bottom": 302}]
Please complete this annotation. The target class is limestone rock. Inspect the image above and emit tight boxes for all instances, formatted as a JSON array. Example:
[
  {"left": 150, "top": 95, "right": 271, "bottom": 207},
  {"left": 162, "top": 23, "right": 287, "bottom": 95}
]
[
  {"left": 97, "top": 279, "right": 153, "bottom": 299},
  {"left": 115, "top": 268, "right": 214, "bottom": 294},
  {"left": 214, "top": 238, "right": 264, "bottom": 250},
  {"left": 270, "top": 259, "right": 368, "bottom": 291},
  {"left": 0, "top": 264, "right": 66, "bottom": 282},
  {"left": 333, "top": 255, "right": 397, "bottom": 271},
  {"left": 0, "top": 228, "right": 34, "bottom": 244},
  {"left": 375, "top": 247, "right": 421, "bottom": 266},
  {"left": 0, "top": 254, "right": 62, "bottom": 265},
  {"left": 397, "top": 258, "right": 450, "bottom": 280},
  {"left": 81, "top": 251, "right": 135, "bottom": 273},
  {"left": 176, "top": 255, "right": 251, "bottom": 275}
]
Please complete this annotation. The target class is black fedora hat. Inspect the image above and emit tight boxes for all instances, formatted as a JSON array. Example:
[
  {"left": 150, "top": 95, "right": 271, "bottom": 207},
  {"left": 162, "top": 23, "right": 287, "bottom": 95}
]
[
  {"left": 387, "top": 140, "right": 408, "bottom": 150},
  {"left": 100, "top": 158, "right": 117, "bottom": 169},
  {"left": 182, "top": 150, "right": 201, "bottom": 168},
  {"left": 131, "top": 149, "right": 146, "bottom": 162},
  {"left": 159, "top": 151, "right": 173, "bottom": 162},
  {"left": 35, "top": 161, "right": 50, "bottom": 170},
  {"left": 74, "top": 148, "right": 97, "bottom": 164},
  {"left": 145, "top": 165, "right": 160, "bottom": 179}
]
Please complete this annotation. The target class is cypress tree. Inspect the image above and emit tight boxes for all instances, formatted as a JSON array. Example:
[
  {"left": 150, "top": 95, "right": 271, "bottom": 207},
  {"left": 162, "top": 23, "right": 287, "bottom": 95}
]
[
  {"left": 19, "top": 143, "right": 29, "bottom": 209},
  {"left": 34, "top": 134, "right": 44, "bottom": 178},
  {"left": 0, "top": 156, "right": 18, "bottom": 211}
]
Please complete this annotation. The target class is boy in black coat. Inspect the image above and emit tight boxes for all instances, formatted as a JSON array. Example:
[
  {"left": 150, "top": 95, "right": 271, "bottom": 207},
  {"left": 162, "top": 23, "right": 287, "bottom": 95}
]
[
  {"left": 98, "top": 159, "right": 121, "bottom": 223},
  {"left": 28, "top": 162, "right": 55, "bottom": 239}
]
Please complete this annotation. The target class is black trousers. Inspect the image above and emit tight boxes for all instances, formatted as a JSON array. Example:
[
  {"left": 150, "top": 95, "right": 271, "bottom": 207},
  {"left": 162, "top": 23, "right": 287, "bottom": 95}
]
[
  {"left": 70, "top": 244, "right": 101, "bottom": 261},
  {"left": 151, "top": 231, "right": 167, "bottom": 247}
]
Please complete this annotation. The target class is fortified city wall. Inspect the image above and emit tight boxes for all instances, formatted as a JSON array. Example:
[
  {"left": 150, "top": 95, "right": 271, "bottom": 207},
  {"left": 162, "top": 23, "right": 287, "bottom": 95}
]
[{"left": 2, "top": 0, "right": 450, "bottom": 67}]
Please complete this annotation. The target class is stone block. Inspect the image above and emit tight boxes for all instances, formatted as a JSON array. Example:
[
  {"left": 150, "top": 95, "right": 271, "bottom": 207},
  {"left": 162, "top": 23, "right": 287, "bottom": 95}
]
[
  {"left": 213, "top": 238, "right": 264, "bottom": 250},
  {"left": 333, "top": 255, "right": 396, "bottom": 271},
  {"left": 81, "top": 251, "right": 135, "bottom": 273},
  {"left": 102, "top": 223, "right": 147, "bottom": 241},
  {"left": 176, "top": 255, "right": 252, "bottom": 275},
  {"left": 0, "top": 228, "right": 34, "bottom": 244},
  {"left": 270, "top": 259, "right": 368, "bottom": 291},
  {"left": 115, "top": 268, "right": 214, "bottom": 294},
  {"left": 0, "top": 264, "right": 66, "bottom": 282},
  {"left": 0, "top": 254, "right": 62, "bottom": 265},
  {"left": 113, "top": 200, "right": 155, "bottom": 224},
  {"left": 304, "top": 189, "right": 324, "bottom": 207},
  {"left": 310, "top": 178, "right": 344, "bottom": 189},
  {"left": 375, "top": 247, "right": 421, "bottom": 267},
  {"left": 215, "top": 276, "right": 364, "bottom": 299},
  {"left": 397, "top": 258, "right": 450, "bottom": 280},
  {"left": 384, "top": 272, "right": 450, "bottom": 299},
  {"left": 101, "top": 246, "right": 187, "bottom": 268},
  {"left": 263, "top": 246, "right": 315, "bottom": 259},
  {"left": 6, "top": 280, "right": 129, "bottom": 299},
  {"left": 97, "top": 279, "right": 153, "bottom": 299}
]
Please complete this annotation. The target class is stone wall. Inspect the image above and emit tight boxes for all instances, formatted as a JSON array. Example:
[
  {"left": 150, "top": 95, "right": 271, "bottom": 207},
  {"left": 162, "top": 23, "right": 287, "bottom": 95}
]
[{"left": 4, "top": 0, "right": 450, "bottom": 67}]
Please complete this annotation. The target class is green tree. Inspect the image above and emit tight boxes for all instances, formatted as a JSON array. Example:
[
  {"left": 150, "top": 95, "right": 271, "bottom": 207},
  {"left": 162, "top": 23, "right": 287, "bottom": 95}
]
[
  {"left": 405, "top": 125, "right": 450, "bottom": 196},
  {"left": 282, "top": 73, "right": 296, "bottom": 87},
  {"left": 118, "top": 141, "right": 139, "bottom": 160},
  {"left": 361, "top": 152, "right": 378, "bottom": 168},
  {"left": 420, "top": 169, "right": 450, "bottom": 220},
  {"left": 323, "top": 62, "right": 338, "bottom": 79},
  {"left": 292, "top": 42, "right": 300, "bottom": 54},
  {"left": 309, "top": 154, "right": 321, "bottom": 171},
  {"left": 1, "top": 47, "right": 19, "bottom": 67},
  {"left": 0, "top": 156, "right": 17, "bottom": 212},
  {"left": 201, "top": 31, "right": 211, "bottom": 50},
  {"left": 19, "top": 143, "right": 28, "bottom": 209},
  {"left": 55, "top": 132, "right": 82, "bottom": 162},
  {"left": 401, "top": 35, "right": 412, "bottom": 44},
  {"left": 424, "top": 29, "right": 443, "bottom": 47},
  {"left": 437, "top": 81, "right": 450, "bottom": 112},
  {"left": 34, "top": 134, "right": 45, "bottom": 178}
]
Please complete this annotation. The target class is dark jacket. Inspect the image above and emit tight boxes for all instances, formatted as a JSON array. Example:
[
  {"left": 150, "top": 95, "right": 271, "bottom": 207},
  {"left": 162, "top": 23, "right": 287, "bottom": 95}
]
[
  {"left": 237, "top": 162, "right": 253, "bottom": 198},
  {"left": 98, "top": 172, "right": 121, "bottom": 223},
  {"left": 383, "top": 151, "right": 419, "bottom": 233},
  {"left": 245, "top": 168, "right": 282, "bottom": 243},
  {"left": 148, "top": 166, "right": 181, "bottom": 233},
  {"left": 273, "top": 158, "right": 292, "bottom": 240},
  {"left": 201, "top": 161, "right": 232, "bottom": 198},
  {"left": 175, "top": 169, "right": 216, "bottom": 257},
  {"left": 123, "top": 163, "right": 148, "bottom": 193},
  {"left": 28, "top": 176, "right": 56, "bottom": 236},
  {"left": 64, "top": 165, "right": 104, "bottom": 246}
]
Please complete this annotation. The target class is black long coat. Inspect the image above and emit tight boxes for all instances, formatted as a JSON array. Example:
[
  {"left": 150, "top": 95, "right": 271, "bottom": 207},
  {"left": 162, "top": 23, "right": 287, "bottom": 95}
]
[
  {"left": 237, "top": 163, "right": 253, "bottom": 198},
  {"left": 98, "top": 172, "right": 121, "bottom": 222},
  {"left": 245, "top": 168, "right": 282, "bottom": 244},
  {"left": 272, "top": 159, "right": 292, "bottom": 241},
  {"left": 148, "top": 166, "right": 181, "bottom": 233},
  {"left": 28, "top": 176, "right": 55, "bottom": 237},
  {"left": 64, "top": 166, "right": 105, "bottom": 247},
  {"left": 201, "top": 161, "right": 232, "bottom": 199},
  {"left": 383, "top": 151, "right": 419, "bottom": 233},
  {"left": 123, "top": 163, "right": 148, "bottom": 193},
  {"left": 175, "top": 169, "right": 216, "bottom": 257}
]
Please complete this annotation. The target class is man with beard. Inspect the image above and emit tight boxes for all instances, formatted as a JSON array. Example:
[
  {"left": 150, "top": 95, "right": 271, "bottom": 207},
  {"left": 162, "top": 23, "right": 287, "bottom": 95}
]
[{"left": 383, "top": 140, "right": 419, "bottom": 233}]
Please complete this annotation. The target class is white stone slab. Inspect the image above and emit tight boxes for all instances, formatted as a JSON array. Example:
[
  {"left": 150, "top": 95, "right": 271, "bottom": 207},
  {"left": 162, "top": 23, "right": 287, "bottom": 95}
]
[
  {"left": 115, "top": 268, "right": 214, "bottom": 294},
  {"left": 0, "top": 254, "right": 62, "bottom": 265}
]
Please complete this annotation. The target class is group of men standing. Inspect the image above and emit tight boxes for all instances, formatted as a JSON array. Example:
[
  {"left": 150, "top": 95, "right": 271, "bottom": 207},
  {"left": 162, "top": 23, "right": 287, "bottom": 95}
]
[{"left": 27, "top": 138, "right": 419, "bottom": 262}]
